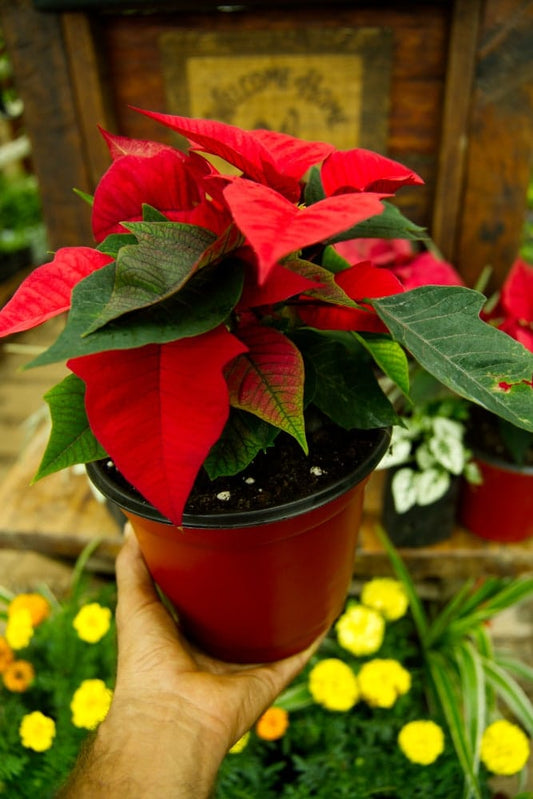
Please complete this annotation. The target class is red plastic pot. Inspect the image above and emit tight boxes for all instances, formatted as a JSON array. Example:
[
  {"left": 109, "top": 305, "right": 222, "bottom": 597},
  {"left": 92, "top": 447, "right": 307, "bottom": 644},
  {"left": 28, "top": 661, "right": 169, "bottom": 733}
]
[
  {"left": 458, "top": 452, "right": 533, "bottom": 543},
  {"left": 86, "top": 428, "right": 389, "bottom": 663}
]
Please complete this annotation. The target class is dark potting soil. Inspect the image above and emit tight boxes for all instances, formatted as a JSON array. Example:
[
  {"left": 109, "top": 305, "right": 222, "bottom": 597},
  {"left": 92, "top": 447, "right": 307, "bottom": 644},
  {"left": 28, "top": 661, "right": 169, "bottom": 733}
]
[
  {"left": 101, "top": 422, "right": 384, "bottom": 515},
  {"left": 185, "top": 424, "right": 382, "bottom": 514}
]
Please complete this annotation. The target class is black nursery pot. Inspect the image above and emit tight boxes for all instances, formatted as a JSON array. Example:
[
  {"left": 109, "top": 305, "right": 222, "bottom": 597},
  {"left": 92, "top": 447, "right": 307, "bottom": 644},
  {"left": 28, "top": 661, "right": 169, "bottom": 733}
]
[{"left": 381, "top": 468, "right": 460, "bottom": 548}]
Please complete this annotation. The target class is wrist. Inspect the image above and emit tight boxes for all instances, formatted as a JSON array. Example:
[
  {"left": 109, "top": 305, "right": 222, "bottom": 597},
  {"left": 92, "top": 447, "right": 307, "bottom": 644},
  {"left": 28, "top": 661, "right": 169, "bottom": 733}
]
[{"left": 60, "top": 699, "right": 225, "bottom": 798}]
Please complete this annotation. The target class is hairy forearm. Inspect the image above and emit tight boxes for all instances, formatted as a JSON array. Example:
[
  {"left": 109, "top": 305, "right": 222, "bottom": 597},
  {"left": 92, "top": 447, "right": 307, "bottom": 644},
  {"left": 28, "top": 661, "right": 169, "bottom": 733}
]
[{"left": 56, "top": 702, "right": 225, "bottom": 798}]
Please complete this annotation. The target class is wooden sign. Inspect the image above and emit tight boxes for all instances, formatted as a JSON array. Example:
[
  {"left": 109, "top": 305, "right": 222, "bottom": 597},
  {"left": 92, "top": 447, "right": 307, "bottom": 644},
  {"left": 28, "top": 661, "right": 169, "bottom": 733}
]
[{"left": 160, "top": 27, "right": 392, "bottom": 152}]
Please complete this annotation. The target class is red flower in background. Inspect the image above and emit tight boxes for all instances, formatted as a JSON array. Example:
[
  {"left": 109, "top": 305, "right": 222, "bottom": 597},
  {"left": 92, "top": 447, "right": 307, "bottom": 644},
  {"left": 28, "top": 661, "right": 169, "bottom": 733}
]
[
  {"left": 387, "top": 251, "right": 464, "bottom": 291},
  {"left": 482, "top": 258, "right": 533, "bottom": 353}
]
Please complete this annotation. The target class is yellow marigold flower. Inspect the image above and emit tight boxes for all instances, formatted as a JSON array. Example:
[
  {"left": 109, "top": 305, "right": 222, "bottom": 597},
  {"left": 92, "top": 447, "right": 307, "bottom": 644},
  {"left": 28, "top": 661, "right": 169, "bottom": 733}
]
[
  {"left": 19, "top": 711, "right": 56, "bottom": 752},
  {"left": 361, "top": 578, "right": 409, "bottom": 621},
  {"left": 309, "top": 658, "right": 359, "bottom": 712},
  {"left": 9, "top": 593, "right": 50, "bottom": 627},
  {"left": 256, "top": 707, "right": 289, "bottom": 741},
  {"left": 358, "top": 658, "right": 411, "bottom": 708},
  {"left": 0, "top": 635, "right": 14, "bottom": 674},
  {"left": 229, "top": 731, "right": 250, "bottom": 754},
  {"left": 398, "top": 720, "right": 445, "bottom": 765},
  {"left": 73, "top": 603, "right": 112, "bottom": 643},
  {"left": 336, "top": 604, "right": 385, "bottom": 656},
  {"left": 2, "top": 659, "right": 35, "bottom": 692},
  {"left": 480, "top": 720, "right": 530, "bottom": 776},
  {"left": 5, "top": 608, "right": 34, "bottom": 650},
  {"left": 71, "top": 679, "right": 113, "bottom": 729}
]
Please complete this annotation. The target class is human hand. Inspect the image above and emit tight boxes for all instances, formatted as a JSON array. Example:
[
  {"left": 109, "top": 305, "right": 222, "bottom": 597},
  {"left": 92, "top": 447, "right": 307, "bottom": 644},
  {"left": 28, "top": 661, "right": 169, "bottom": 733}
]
[{"left": 60, "top": 525, "right": 320, "bottom": 798}]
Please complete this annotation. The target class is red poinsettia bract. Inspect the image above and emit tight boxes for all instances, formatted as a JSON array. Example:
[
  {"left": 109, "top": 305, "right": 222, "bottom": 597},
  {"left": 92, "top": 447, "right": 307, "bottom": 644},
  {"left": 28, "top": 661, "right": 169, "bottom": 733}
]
[{"left": 69, "top": 328, "right": 247, "bottom": 524}]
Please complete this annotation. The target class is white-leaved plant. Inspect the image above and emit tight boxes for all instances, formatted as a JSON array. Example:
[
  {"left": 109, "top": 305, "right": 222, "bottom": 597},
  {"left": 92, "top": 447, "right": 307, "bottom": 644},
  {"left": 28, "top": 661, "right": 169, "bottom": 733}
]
[{"left": 378, "top": 405, "right": 481, "bottom": 514}]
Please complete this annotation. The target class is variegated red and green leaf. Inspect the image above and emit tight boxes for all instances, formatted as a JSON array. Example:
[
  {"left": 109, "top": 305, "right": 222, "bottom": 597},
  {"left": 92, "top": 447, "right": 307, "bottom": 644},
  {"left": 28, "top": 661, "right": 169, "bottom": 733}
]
[
  {"left": 84, "top": 222, "right": 218, "bottom": 332},
  {"left": 69, "top": 326, "right": 247, "bottom": 524},
  {"left": 225, "top": 324, "right": 307, "bottom": 452},
  {"left": 283, "top": 258, "right": 358, "bottom": 307}
]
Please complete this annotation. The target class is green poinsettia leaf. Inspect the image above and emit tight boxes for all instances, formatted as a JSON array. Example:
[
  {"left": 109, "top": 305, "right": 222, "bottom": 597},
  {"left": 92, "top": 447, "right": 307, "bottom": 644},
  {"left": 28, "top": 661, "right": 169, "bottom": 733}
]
[
  {"left": 204, "top": 409, "right": 279, "bottom": 479},
  {"left": 294, "top": 329, "right": 399, "bottom": 429},
  {"left": 303, "top": 165, "right": 326, "bottom": 205},
  {"left": 329, "top": 201, "right": 429, "bottom": 244},
  {"left": 372, "top": 286, "right": 533, "bottom": 432},
  {"left": 34, "top": 373, "right": 107, "bottom": 480},
  {"left": 73, "top": 187, "right": 94, "bottom": 207},
  {"left": 27, "top": 259, "right": 244, "bottom": 367},
  {"left": 96, "top": 232, "right": 138, "bottom": 257},
  {"left": 142, "top": 203, "right": 169, "bottom": 222},
  {"left": 321, "top": 245, "right": 351, "bottom": 274},
  {"left": 354, "top": 332, "right": 411, "bottom": 398},
  {"left": 85, "top": 221, "right": 218, "bottom": 333}
]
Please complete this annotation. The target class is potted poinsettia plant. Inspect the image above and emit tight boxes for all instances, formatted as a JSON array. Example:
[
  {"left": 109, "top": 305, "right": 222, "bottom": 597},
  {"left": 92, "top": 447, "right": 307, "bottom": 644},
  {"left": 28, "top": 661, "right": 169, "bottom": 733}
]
[
  {"left": 459, "top": 256, "right": 533, "bottom": 542},
  {"left": 1, "top": 109, "right": 533, "bottom": 661}
]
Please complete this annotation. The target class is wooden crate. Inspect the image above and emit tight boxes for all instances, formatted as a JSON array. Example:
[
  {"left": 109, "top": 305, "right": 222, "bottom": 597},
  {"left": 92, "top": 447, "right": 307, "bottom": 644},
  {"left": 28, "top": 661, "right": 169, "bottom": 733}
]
[{"left": 1, "top": 0, "right": 532, "bottom": 290}]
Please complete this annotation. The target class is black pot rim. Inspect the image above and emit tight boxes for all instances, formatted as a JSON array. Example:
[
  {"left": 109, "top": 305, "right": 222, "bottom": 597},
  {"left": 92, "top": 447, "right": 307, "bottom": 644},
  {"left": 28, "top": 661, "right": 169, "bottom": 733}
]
[{"left": 86, "top": 427, "right": 391, "bottom": 528}]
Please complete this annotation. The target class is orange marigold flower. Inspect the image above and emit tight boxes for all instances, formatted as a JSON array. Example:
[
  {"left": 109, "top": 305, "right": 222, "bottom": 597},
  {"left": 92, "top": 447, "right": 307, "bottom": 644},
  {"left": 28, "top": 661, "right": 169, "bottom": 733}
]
[
  {"left": 3, "top": 659, "right": 35, "bottom": 692},
  {"left": 256, "top": 706, "right": 289, "bottom": 741},
  {"left": 0, "top": 636, "right": 15, "bottom": 674},
  {"left": 9, "top": 593, "right": 51, "bottom": 627}
]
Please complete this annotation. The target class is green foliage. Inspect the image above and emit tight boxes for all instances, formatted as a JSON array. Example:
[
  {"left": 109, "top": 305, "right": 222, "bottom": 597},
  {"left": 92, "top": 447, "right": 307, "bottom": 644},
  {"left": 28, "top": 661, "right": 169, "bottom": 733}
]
[
  {"left": 328, "top": 200, "right": 430, "bottom": 244},
  {"left": 0, "top": 174, "right": 44, "bottom": 256},
  {"left": 378, "top": 391, "right": 479, "bottom": 513},
  {"left": 377, "top": 527, "right": 533, "bottom": 798},
  {"left": 0, "top": 545, "right": 117, "bottom": 798},
  {"left": 28, "top": 258, "right": 245, "bottom": 369},
  {"left": 34, "top": 374, "right": 107, "bottom": 481},
  {"left": 215, "top": 595, "right": 492, "bottom": 799},
  {"left": 372, "top": 286, "right": 533, "bottom": 433}
]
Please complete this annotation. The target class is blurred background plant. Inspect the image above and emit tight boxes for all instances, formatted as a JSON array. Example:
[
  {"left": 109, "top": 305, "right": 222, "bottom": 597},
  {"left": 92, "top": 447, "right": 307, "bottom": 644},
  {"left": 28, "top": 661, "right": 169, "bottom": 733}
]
[
  {"left": 216, "top": 531, "right": 533, "bottom": 799},
  {"left": 0, "top": 540, "right": 116, "bottom": 798},
  {"left": 378, "top": 394, "right": 480, "bottom": 516},
  {"left": 0, "top": 27, "right": 47, "bottom": 280}
]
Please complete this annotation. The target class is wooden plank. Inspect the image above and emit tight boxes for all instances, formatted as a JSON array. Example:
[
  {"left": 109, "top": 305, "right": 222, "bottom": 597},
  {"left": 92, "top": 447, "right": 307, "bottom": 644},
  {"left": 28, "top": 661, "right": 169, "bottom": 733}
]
[
  {"left": 0, "top": 422, "right": 123, "bottom": 554},
  {"left": 0, "top": 0, "right": 94, "bottom": 249},
  {"left": 356, "top": 470, "right": 533, "bottom": 580},
  {"left": 431, "top": 0, "right": 483, "bottom": 261},
  {"left": 455, "top": 0, "right": 533, "bottom": 289},
  {"left": 61, "top": 12, "right": 116, "bottom": 186}
]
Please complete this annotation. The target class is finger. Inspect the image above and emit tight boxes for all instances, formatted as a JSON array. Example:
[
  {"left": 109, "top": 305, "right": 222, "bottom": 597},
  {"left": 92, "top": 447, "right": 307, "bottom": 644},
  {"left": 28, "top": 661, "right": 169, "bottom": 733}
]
[
  {"left": 115, "top": 530, "right": 180, "bottom": 642},
  {"left": 115, "top": 531, "right": 159, "bottom": 617},
  {"left": 114, "top": 529, "right": 202, "bottom": 680}
]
